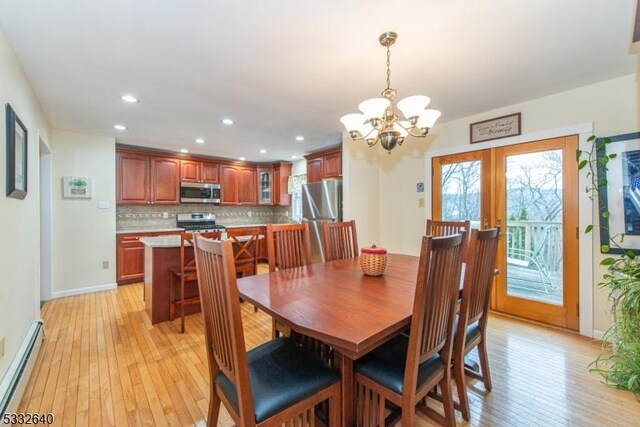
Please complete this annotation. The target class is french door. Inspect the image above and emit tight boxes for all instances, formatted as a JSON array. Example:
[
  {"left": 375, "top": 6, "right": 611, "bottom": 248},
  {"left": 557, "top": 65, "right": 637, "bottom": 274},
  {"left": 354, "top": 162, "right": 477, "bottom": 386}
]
[{"left": 432, "top": 136, "right": 579, "bottom": 330}]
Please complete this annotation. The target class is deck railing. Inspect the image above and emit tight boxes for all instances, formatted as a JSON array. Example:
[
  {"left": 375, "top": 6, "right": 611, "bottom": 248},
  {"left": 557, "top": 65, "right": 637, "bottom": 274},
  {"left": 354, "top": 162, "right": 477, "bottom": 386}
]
[{"left": 506, "top": 220, "right": 562, "bottom": 273}]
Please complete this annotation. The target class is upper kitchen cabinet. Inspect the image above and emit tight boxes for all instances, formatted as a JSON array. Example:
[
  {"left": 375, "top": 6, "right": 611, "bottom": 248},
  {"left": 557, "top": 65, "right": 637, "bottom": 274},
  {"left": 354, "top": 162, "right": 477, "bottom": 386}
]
[
  {"left": 304, "top": 146, "right": 342, "bottom": 183},
  {"left": 273, "top": 162, "right": 292, "bottom": 206},
  {"left": 257, "top": 167, "right": 273, "bottom": 205},
  {"left": 150, "top": 157, "right": 180, "bottom": 204},
  {"left": 116, "top": 149, "right": 180, "bottom": 205},
  {"left": 238, "top": 167, "right": 257, "bottom": 205},
  {"left": 180, "top": 160, "right": 219, "bottom": 183},
  {"left": 117, "top": 152, "right": 149, "bottom": 204},
  {"left": 221, "top": 165, "right": 256, "bottom": 205}
]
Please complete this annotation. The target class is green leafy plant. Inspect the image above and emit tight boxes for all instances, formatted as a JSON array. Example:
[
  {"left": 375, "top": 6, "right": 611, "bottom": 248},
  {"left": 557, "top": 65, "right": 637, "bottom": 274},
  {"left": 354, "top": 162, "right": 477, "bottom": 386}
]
[
  {"left": 578, "top": 135, "right": 640, "bottom": 396},
  {"left": 69, "top": 178, "right": 87, "bottom": 188}
]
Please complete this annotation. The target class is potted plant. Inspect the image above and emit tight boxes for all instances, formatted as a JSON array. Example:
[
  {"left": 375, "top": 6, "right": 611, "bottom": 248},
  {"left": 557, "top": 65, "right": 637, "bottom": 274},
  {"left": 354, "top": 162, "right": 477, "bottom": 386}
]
[{"left": 578, "top": 135, "right": 640, "bottom": 397}]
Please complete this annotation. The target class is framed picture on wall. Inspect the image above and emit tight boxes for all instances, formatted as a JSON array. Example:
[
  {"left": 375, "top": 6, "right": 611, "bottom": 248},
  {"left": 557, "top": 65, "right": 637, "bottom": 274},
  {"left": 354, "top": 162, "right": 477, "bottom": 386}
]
[
  {"left": 6, "top": 103, "right": 28, "bottom": 200},
  {"left": 597, "top": 131, "right": 640, "bottom": 254}
]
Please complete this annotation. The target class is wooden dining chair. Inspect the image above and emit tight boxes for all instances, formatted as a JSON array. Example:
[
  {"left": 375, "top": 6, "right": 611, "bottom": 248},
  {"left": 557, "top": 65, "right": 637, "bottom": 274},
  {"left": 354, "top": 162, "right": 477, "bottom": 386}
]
[
  {"left": 354, "top": 233, "right": 465, "bottom": 427},
  {"left": 169, "top": 230, "right": 221, "bottom": 333},
  {"left": 193, "top": 235, "right": 341, "bottom": 427},
  {"left": 266, "top": 222, "right": 313, "bottom": 272},
  {"left": 226, "top": 227, "right": 262, "bottom": 277},
  {"left": 453, "top": 227, "right": 500, "bottom": 421},
  {"left": 266, "top": 223, "right": 312, "bottom": 337},
  {"left": 322, "top": 220, "right": 359, "bottom": 261},
  {"left": 427, "top": 219, "right": 471, "bottom": 261}
]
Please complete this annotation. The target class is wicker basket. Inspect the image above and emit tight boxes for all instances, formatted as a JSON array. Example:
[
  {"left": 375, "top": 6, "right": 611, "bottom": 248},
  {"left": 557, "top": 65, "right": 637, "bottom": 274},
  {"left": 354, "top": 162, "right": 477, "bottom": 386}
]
[{"left": 360, "top": 244, "right": 388, "bottom": 276}]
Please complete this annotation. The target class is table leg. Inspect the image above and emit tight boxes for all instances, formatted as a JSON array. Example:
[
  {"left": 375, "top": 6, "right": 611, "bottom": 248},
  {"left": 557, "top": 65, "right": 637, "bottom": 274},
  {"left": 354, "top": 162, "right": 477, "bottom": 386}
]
[{"left": 334, "top": 350, "right": 355, "bottom": 427}]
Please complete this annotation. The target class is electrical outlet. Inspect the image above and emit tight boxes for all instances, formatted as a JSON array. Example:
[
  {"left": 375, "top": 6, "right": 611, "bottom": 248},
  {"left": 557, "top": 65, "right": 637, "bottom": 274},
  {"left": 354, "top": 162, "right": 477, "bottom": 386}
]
[
  {"left": 418, "top": 198, "right": 425, "bottom": 208},
  {"left": 247, "top": 211, "right": 252, "bottom": 217},
  {"left": 0, "top": 337, "right": 5, "bottom": 359},
  {"left": 163, "top": 211, "right": 168, "bottom": 219},
  {"left": 102, "top": 261, "right": 109, "bottom": 269}
]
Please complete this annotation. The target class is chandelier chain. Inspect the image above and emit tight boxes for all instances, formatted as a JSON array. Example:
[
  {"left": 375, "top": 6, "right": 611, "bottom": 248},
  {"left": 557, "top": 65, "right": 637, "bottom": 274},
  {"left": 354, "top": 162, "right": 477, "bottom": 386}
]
[{"left": 386, "top": 44, "right": 391, "bottom": 91}]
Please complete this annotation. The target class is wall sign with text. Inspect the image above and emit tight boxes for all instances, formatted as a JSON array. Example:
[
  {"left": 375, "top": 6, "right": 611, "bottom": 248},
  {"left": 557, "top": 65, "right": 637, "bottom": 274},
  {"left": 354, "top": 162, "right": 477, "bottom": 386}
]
[{"left": 470, "top": 113, "right": 521, "bottom": 144}]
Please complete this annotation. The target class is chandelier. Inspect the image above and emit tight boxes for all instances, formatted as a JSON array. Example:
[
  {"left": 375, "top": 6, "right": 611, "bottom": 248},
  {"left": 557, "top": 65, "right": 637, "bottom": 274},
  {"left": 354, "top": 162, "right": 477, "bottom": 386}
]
[{"left": 340, "top": 32, "right": 441, "bottom": 152}]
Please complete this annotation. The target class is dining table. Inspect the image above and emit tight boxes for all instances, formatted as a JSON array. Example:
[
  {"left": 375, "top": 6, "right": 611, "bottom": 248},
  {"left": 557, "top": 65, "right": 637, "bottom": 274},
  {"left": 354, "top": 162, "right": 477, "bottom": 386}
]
[{"left": 236, "top": 253, "right": 421, "bottom": 427}]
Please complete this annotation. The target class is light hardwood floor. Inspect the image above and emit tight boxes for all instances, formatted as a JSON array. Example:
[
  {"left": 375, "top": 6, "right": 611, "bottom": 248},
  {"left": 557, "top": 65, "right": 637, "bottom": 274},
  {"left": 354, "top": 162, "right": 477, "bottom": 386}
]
[{"left": 19, "top": 282, "right": 640, "bottom": 426}]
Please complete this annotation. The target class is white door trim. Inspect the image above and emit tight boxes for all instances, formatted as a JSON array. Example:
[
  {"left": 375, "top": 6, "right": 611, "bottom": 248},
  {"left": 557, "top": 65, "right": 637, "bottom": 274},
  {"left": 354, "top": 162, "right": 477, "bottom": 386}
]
[
  {"left": 424, "top": 122, "right": 594, "bottom": 338},
  {"left": 39, "top": 132, "right": 53, "bottom": 302}
]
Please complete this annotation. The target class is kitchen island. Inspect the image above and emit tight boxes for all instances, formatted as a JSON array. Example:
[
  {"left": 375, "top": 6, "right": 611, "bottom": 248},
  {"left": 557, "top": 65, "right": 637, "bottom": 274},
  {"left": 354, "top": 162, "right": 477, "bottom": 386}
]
[
  {"left": 139, "top": 235, "right": 200, "bottom": 324},
  {"left": 139, "top": 227, "right": 269, "bottom": 324}
]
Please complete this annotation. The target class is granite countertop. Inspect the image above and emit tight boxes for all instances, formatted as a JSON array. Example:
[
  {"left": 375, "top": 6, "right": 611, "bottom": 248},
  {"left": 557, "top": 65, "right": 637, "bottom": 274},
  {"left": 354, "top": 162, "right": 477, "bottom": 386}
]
[
  {"left": 223, "top": 223, "right": 268, "bottom": 228},
  {"left": 116, "top": 227, "right": 184, "bottom": 234},
  {"left": 139, "top": 235, "right": 185, "bottom": 247},
  {"left": 140, "top": 233, "right": 260, "bottom": 248}
]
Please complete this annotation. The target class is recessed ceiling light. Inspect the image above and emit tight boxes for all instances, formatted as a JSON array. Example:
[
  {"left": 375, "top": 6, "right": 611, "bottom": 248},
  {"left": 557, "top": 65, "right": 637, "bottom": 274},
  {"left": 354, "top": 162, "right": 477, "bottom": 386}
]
[
  {"left": 195, "top": 138, "right": 205, "bottom": 144},
  {"left": 239, "top": 157, "right": 246, "bottom": 161},
  {"left": 114, "top": 124, "right": 127, "bottom": 131},
  {"left": 291, "top": 155, "right": 298, "bottom": 159},
  {"left": 121, "top": 94, "right": 139, "bottom": 103},
  {"left": 295, "top": 136, "right": 305, "bottom": 141},
  {"left": 222, "top": 118, "right": 234, "bottom": 125},
  {"left": 259, "top": 149, "right": 267, "bottom": 154},
  {"left": 180, "top": 149, "right": 189, "bottom": 154}
]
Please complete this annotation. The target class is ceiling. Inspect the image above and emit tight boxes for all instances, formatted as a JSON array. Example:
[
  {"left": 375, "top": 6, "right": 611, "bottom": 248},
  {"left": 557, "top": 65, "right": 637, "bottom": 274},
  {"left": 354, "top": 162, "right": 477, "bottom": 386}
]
[{"left": 0, "top": 0, "right": 638, "bottom": 162}]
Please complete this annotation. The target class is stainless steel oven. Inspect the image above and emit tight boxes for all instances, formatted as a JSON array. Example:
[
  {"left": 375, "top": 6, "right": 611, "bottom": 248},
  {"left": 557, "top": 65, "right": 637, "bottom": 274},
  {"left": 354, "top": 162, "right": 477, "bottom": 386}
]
[{"left": 180, "top": 182, "right": 221, "bottom": 204}]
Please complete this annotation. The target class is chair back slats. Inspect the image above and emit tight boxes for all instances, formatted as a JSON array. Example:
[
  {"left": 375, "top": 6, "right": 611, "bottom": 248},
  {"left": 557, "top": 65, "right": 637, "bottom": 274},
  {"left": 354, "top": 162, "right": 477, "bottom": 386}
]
[
  {"left": 193, "top": 235, "right": 254, "bottom": 420},
  {"left": 462, "top": 228, "right": 500, "bottom": 326},
  {"left": 267, "top": 223, "right": 312, "bottom": 272},
  {"left": 322, "top": 220, "right": 359, "bottom": 261},
  {"left": 426, "top": 219, "right": 470, "bottom": 237},
  {"left": 408, "top": 234, "right": 465, "bottom": 365}
]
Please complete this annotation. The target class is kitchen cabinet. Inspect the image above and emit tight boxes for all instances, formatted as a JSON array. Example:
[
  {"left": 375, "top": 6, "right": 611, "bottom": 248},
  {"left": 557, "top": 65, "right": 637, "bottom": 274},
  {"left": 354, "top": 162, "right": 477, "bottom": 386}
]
[
  {"left": 117, "top": 231, "right": 177, "bottom": 284},
  {"left": 257, "top": 167, "right": 273, "bottom": 205},
  {"left": 273, "top": 162, "right": 292, "bottom": 206},
  {"left": 305, "top": 146, "right": 342, "bottom": 183},
  {"left": 150, "top": 157, "right": 180, "bottom": 204},
  {"left": 117, "top": 153, "right": 149, "bottom": 204},
  {"left": 221, "top": 165, "right": 257, "bottom": 205},
  {"left": 180, "top": 160, "right": 219, "bottom": 183},
  {"left": 238, "top": 168, "right": 257, "bottom": 205},
  {"left": 116, "top": 151, "right": 180, "bottom": 205},
  {"left": 306, "top": 158, "right": 324, "bottom": 183}
]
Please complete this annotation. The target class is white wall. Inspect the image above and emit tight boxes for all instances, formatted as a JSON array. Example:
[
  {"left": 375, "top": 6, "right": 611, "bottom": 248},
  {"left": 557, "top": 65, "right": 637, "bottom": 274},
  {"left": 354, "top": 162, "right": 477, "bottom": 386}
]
[
  {"left": 0, "top": 27, "right": 51, "bottom": 379},
  {"left": 344, "top": 72, "right": 640, "bottom": 333},
  {"left": 291, "top": 158, "right": 306, "bottom": 175},
  {"left": 51, "top": 130, "right": 116, "bottom": 295}
]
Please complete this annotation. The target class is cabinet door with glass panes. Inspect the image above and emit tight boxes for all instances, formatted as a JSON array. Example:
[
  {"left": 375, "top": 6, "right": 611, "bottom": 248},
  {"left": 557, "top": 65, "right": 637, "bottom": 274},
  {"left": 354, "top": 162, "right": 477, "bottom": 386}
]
[{"left": 257, "top": 167, "right": 273, "bottom": 205}]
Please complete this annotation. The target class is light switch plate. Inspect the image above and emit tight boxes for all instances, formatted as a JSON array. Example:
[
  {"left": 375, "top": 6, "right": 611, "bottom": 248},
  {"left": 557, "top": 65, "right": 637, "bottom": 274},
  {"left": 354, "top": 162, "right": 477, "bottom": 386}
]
[
  {"left": 98, "top": 200, "right": 110, "bottom": 209},
  {"left": 102, "top": 261, "right": 109, "bottom": 269},
  {"left": 418, "top": 198, "right": 425, "bottom": 208},
  {"left": 0, "top": 337, "right": 5, "bottom": 359}
]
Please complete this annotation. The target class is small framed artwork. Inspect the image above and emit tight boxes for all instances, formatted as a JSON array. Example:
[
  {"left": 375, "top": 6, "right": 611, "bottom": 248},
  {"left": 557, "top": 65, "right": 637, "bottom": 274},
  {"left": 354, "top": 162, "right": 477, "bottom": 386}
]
[
  {"left": 6, "top": 104, "right": 28, "bottom": 199},
  {"left": 470, "top": 112, "right": 521, "bottom": 144},
  {"left": 597, "top": 131, "right": 640, "bottom": 254},
  {"left": 63, "top": 176, "right": 93, "bottom": 198}
]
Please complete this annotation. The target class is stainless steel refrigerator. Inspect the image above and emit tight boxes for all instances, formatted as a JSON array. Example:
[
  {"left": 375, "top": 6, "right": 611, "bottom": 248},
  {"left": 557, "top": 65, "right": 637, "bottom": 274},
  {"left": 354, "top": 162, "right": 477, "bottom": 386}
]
[{"left": 302, "top": 179, "right": 343, "bottom": 263}]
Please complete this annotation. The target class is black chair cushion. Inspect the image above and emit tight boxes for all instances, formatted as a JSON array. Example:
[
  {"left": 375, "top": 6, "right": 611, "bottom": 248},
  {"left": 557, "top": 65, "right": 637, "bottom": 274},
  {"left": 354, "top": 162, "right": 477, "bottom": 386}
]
[
  {"left": 454, "top": 315, "right": 482, "bottom": 347},
  {"left": 355, "top": 334, "right": 444, "bottom": 395},
  {"left": 215, "top": 337, "right": 340, "bottom": 423}
]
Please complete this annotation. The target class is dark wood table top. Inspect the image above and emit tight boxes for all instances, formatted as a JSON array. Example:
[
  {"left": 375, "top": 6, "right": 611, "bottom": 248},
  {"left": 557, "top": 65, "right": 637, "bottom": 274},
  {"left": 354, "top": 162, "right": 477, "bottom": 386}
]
[{"left": 237, "top": 253, "right": 419, "bottom": 359}]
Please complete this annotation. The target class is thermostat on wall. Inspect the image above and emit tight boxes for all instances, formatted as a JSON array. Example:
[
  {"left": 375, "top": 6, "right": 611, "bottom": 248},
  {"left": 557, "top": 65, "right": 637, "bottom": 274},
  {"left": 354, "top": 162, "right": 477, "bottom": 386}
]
[{"left": 416, "top": 182, "right": 424, "bottom": 193}]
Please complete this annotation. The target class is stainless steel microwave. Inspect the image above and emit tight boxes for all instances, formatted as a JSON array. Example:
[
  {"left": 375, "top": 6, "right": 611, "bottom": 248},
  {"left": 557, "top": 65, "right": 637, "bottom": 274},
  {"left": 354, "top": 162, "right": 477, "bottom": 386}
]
[{"left": 180, "top": 182, "right": 221, "bottom": 204}]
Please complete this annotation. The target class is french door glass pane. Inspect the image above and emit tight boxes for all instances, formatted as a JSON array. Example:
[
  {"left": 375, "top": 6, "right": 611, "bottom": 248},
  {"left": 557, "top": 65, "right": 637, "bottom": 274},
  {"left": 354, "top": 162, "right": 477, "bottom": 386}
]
[
  {"left": 441, "top": 160, "right": 481, "bottom": 228},
  {"left": 505, "top": 150, "right": 563, "bottom": 305}
]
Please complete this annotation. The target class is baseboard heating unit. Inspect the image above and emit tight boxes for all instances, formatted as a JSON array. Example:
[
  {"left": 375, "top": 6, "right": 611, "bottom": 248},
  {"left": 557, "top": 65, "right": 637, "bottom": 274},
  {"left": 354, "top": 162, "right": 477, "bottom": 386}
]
[{"left": 0, "top": 321, "right": 44, "bottom": 417}]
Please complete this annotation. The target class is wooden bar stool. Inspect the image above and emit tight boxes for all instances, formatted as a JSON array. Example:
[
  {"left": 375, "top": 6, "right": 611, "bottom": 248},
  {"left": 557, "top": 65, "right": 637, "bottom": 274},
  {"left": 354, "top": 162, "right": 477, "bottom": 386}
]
[{"left": 169, "top": 230, "right": 221, "bottom": 333}]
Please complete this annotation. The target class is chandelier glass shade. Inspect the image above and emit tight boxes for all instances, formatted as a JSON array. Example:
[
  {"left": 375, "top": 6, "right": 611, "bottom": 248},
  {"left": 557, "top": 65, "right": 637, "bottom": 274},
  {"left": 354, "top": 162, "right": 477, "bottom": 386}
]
[{"left": 340, "top": 32, "right": 441, "bottom": 152}]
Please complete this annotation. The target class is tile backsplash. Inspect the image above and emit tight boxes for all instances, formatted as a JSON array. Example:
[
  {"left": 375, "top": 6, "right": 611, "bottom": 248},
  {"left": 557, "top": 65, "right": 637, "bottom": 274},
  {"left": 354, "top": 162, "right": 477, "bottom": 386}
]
[{"left": 116, "top": 204, "right": 292, "bottom": 230}]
